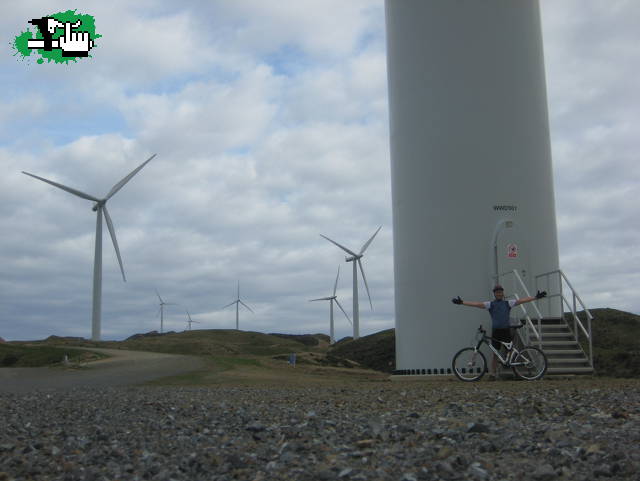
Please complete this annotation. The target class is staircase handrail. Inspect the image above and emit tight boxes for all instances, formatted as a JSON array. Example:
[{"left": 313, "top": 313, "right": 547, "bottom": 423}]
[
  {"left": 558, "top": 270, "right": 593, "bottom": 320},
  {"left": 511, "top": 269, "right": 541, "bottom": 342},
  {"left": 562, "top": 293, "right": 590, "bottom": 338},
  {"left": 535, "top": 269, "right": 594, "bottom": 369},
  {"left": 512, "top": 269, "right": 544, "bottom": 319},
  {"left": 511, "top": 293, "right": 539, "bottom": 342},
  {"left": 535, "top": 269, "right": 593, "bottom": 319}
]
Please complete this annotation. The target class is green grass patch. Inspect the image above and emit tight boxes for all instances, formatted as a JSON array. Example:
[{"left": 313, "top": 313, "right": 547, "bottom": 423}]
[
  {"left": 209, "top": 356, "right": 262, "bottom": 370},
  {"left": 27, "top": 330, "right": 327, "bottom": 358},
  {"left": 572, "top": 308, "right": 640, "bottom": 377},
  {"left": 0, "top": 344, "right": 105, "bottom": 367},
  {"left": 329, "top": 328, "right": 396, "bottom": 372},
  {"left": 107, "top": 330, "right": 316, "bottom": 356},
  {"left": 144, "top": 356, "right": 262, "bottom": 386}
]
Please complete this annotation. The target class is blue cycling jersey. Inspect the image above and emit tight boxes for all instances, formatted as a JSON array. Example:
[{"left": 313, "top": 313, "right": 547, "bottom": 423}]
[{"left": 483, "top": 299, "right": 517, "bottom": 329}]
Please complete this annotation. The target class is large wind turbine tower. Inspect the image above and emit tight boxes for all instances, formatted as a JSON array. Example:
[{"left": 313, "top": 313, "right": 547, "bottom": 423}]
[
  {"left": 385, "top": 1, "right": 561, "bottom": 375},
  {"left": 23, "top": 154, "right": 156, "bottom": 341}
]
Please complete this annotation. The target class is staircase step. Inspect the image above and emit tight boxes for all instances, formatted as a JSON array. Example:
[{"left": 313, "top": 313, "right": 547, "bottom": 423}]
[
  {"left": 543, "top": 349, "right": 584, "bottom": 355},
  {"left": 539, "top": 318, "right": 565, "bottom": 324},
  {"left": 538, "top": 340, "right": 580, "bottom": 346},
  {"left": 547, "top": 358, "right": 590, "bottom": 364},
  {"left": 525, "top": 325, "right": 571, "bottom": 331},
  {"left": 547, "top": 366, "right": 594, "bottom": 374},
  {"left": 536, "top": 324, "right": 570, "bottom": 330},
  {"left": 521, "top": 315, "right": 592, "bottom": 376}
]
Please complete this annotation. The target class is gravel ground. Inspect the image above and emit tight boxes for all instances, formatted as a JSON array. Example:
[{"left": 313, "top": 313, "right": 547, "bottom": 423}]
[{"left": 1, "top": 378, "right": 638, "bottom": 480}]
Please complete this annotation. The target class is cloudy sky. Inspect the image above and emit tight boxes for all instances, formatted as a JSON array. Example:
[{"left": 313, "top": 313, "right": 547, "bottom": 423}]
[{"left": 1, "top": 1, "right": 638, "bottom": 341}]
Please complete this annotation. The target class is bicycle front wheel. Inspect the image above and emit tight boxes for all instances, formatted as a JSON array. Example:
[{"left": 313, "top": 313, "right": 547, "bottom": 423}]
[
  {"left": 452, "top": 348, "right": 486, "bottom": 382},
  {"left": 511, "top": 346, "right": 547, "bottom": 380}
]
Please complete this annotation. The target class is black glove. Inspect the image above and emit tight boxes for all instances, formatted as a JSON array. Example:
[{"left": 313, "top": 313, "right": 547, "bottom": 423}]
[
  {"left": 535, "top": 290, "right": 547, "bottom": 299},
  {"left": 452, "top": 296, "right": 463, "bottom": 305}
]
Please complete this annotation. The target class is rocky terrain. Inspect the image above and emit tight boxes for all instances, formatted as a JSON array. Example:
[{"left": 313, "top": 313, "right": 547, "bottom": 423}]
[{"left": 1, "top": 378, "right": 638, "bottom": 480}]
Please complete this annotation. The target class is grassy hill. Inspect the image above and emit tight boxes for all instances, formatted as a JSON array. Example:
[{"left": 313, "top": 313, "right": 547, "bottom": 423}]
[
  {"left": 269, "top": 332, "right": 330, "bottom": 347},
  {"left": 328, "top": 329, "right": 395, "bottom": 373},
  {"left": 575, "top": 308, "right": 640, "bottom": 377},
  {"left": 4, "top": 308, "right": 638, "bottom": 377},
  {"left": 0, "top": 344, "right": 105, "bottom": 367},
  {"left": 28, "top": 329, "right": 328, "bottom": 358}
]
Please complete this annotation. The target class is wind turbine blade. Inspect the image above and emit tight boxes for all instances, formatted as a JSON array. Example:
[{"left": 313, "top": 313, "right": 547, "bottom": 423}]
[
  {"left": 359, "top": 226, "right": 382, "bottom": 255},
  {"left": 357, "top": 258, "right": 373, "bottom": 310},
  {"left": 320, "top": 234, "right": 357, "bottom": 257},
  {"left": 335, "top": 299, "right": 352, "bottom": 325},
  {"left": 222, "top": 300, "right": 237, "bottom": 309},
  {"left": 333, "top": 265, "right": 340, "bottom": 296},
  {"left": 22, "top": 171, "right": 100, "bottom": 202},
  {"left": 155, "top": 289, "right": 164, "bottom": 303},
  {"left": 237, "top": 280, "right": 240, "bottom": 300},
  {"left": 102, "top": 205, "right": 126, "bottom": 282},
  {"left": 105, "top": 154, "right": 156, "bottom": 200},
  {"left": 186, "top": 310, "right": 193, "bottom": 322},
  {"left": 309, "top": 297, "right": 332, "bottom": 302},
  {"left": 239, "top": 300, "right": 254, "bottom": 314}
]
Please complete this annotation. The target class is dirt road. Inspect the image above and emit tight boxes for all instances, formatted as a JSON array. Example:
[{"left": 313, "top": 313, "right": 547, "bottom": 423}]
[{"left": 0, "top": 348, "right": 206, "bottom": 393}]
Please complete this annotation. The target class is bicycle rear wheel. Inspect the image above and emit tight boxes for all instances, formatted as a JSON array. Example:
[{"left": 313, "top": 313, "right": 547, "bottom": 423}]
[
  {"left": 511, "top": 346, "right": 547, "bottom": 380},
  {"left": 452, "top": 348, "right": 486, "bottom": 381}
]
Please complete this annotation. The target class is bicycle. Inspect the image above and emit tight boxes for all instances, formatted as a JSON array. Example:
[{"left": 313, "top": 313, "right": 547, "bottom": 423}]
[{"left": 452, "top": 323, "right": 547, "bottom": 381}]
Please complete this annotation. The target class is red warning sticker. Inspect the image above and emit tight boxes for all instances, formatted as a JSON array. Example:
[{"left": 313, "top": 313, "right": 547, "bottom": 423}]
[{"left": 507, "top": 243, "right": 518, "bottom": 258}]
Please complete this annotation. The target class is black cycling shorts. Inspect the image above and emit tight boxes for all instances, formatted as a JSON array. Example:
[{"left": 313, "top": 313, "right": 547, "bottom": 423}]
[{"left": 491, "top": 328, "right": 512, "bottom": 350}]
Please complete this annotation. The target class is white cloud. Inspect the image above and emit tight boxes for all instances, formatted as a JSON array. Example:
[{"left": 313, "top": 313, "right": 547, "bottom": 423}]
[
  {"left": 202, "top": 0, "right": 379, "bottom": 58},
  {"left": 542, "top": 0, "right": 640, "bottom": 314},
  {"left": 119, "top": 64, "right": 281, "bottom": 156}
]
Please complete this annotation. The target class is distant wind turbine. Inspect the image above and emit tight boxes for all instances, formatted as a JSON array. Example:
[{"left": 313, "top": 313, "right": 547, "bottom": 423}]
[
  {"left": 321, "top": 226, "right": 381, "bottom": 339},
  {"left": 309, "top": 266, "right": 351, "bottom": 344},
  {"left": 156, "top": 289, "right": 177, "bottom": 334},
  {"left": 185, "top": 309, "right": 200, "bottom": 331},
  {"left": 222, "top": 281, "right": 254, "bottom": 330},
  {"left": 22, "top": 154, "right": 156, "bottom": 341}
]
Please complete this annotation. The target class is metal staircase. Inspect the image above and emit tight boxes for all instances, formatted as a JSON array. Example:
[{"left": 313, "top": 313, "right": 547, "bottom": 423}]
[
  {"left": 496, "top": 269, "right": 594, "bottom": 375},
  {"left": 532, "top": 317, "right": 593, "bottom": 374}
]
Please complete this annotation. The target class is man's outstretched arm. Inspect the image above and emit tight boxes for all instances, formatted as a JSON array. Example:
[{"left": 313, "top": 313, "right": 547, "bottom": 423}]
[
  {"left": 514, "top": 290, "right": 547, "bottom": 306},
  {"left": 451, "top": 296, "right": 485, "bottom": 309}
]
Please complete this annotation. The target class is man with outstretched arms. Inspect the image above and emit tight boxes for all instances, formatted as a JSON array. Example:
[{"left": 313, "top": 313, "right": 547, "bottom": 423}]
[{"left": 451, "top": 285, "right": 546, "bottom": 379}]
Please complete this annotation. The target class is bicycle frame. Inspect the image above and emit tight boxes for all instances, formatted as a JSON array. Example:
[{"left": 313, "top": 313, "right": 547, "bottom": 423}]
[
  {"left": 453, "top": 325, "right": 547, "bottom": 382},
  {"left": 472, "top": 327, "right": 528, "bottom": 367}
]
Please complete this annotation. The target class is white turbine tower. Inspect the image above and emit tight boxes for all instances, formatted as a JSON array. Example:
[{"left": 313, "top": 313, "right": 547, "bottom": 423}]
[
  {"left": 309, "top": 266, "right": 351, "bottom": 344},
  {"left": 155, "top": 289, "right": 176, "bottom": 334},
  {"left": 185, "top": 309, "right": 200, "bottom": 331},
  {"left": 222, "top": 281, "right": 253, "bottom": 330},
  {"left": 321, "top": 226, "right": 381, "bottom": 339},
  {"left": 22, "top": 154, "right": 156, "bottom": 341}
]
